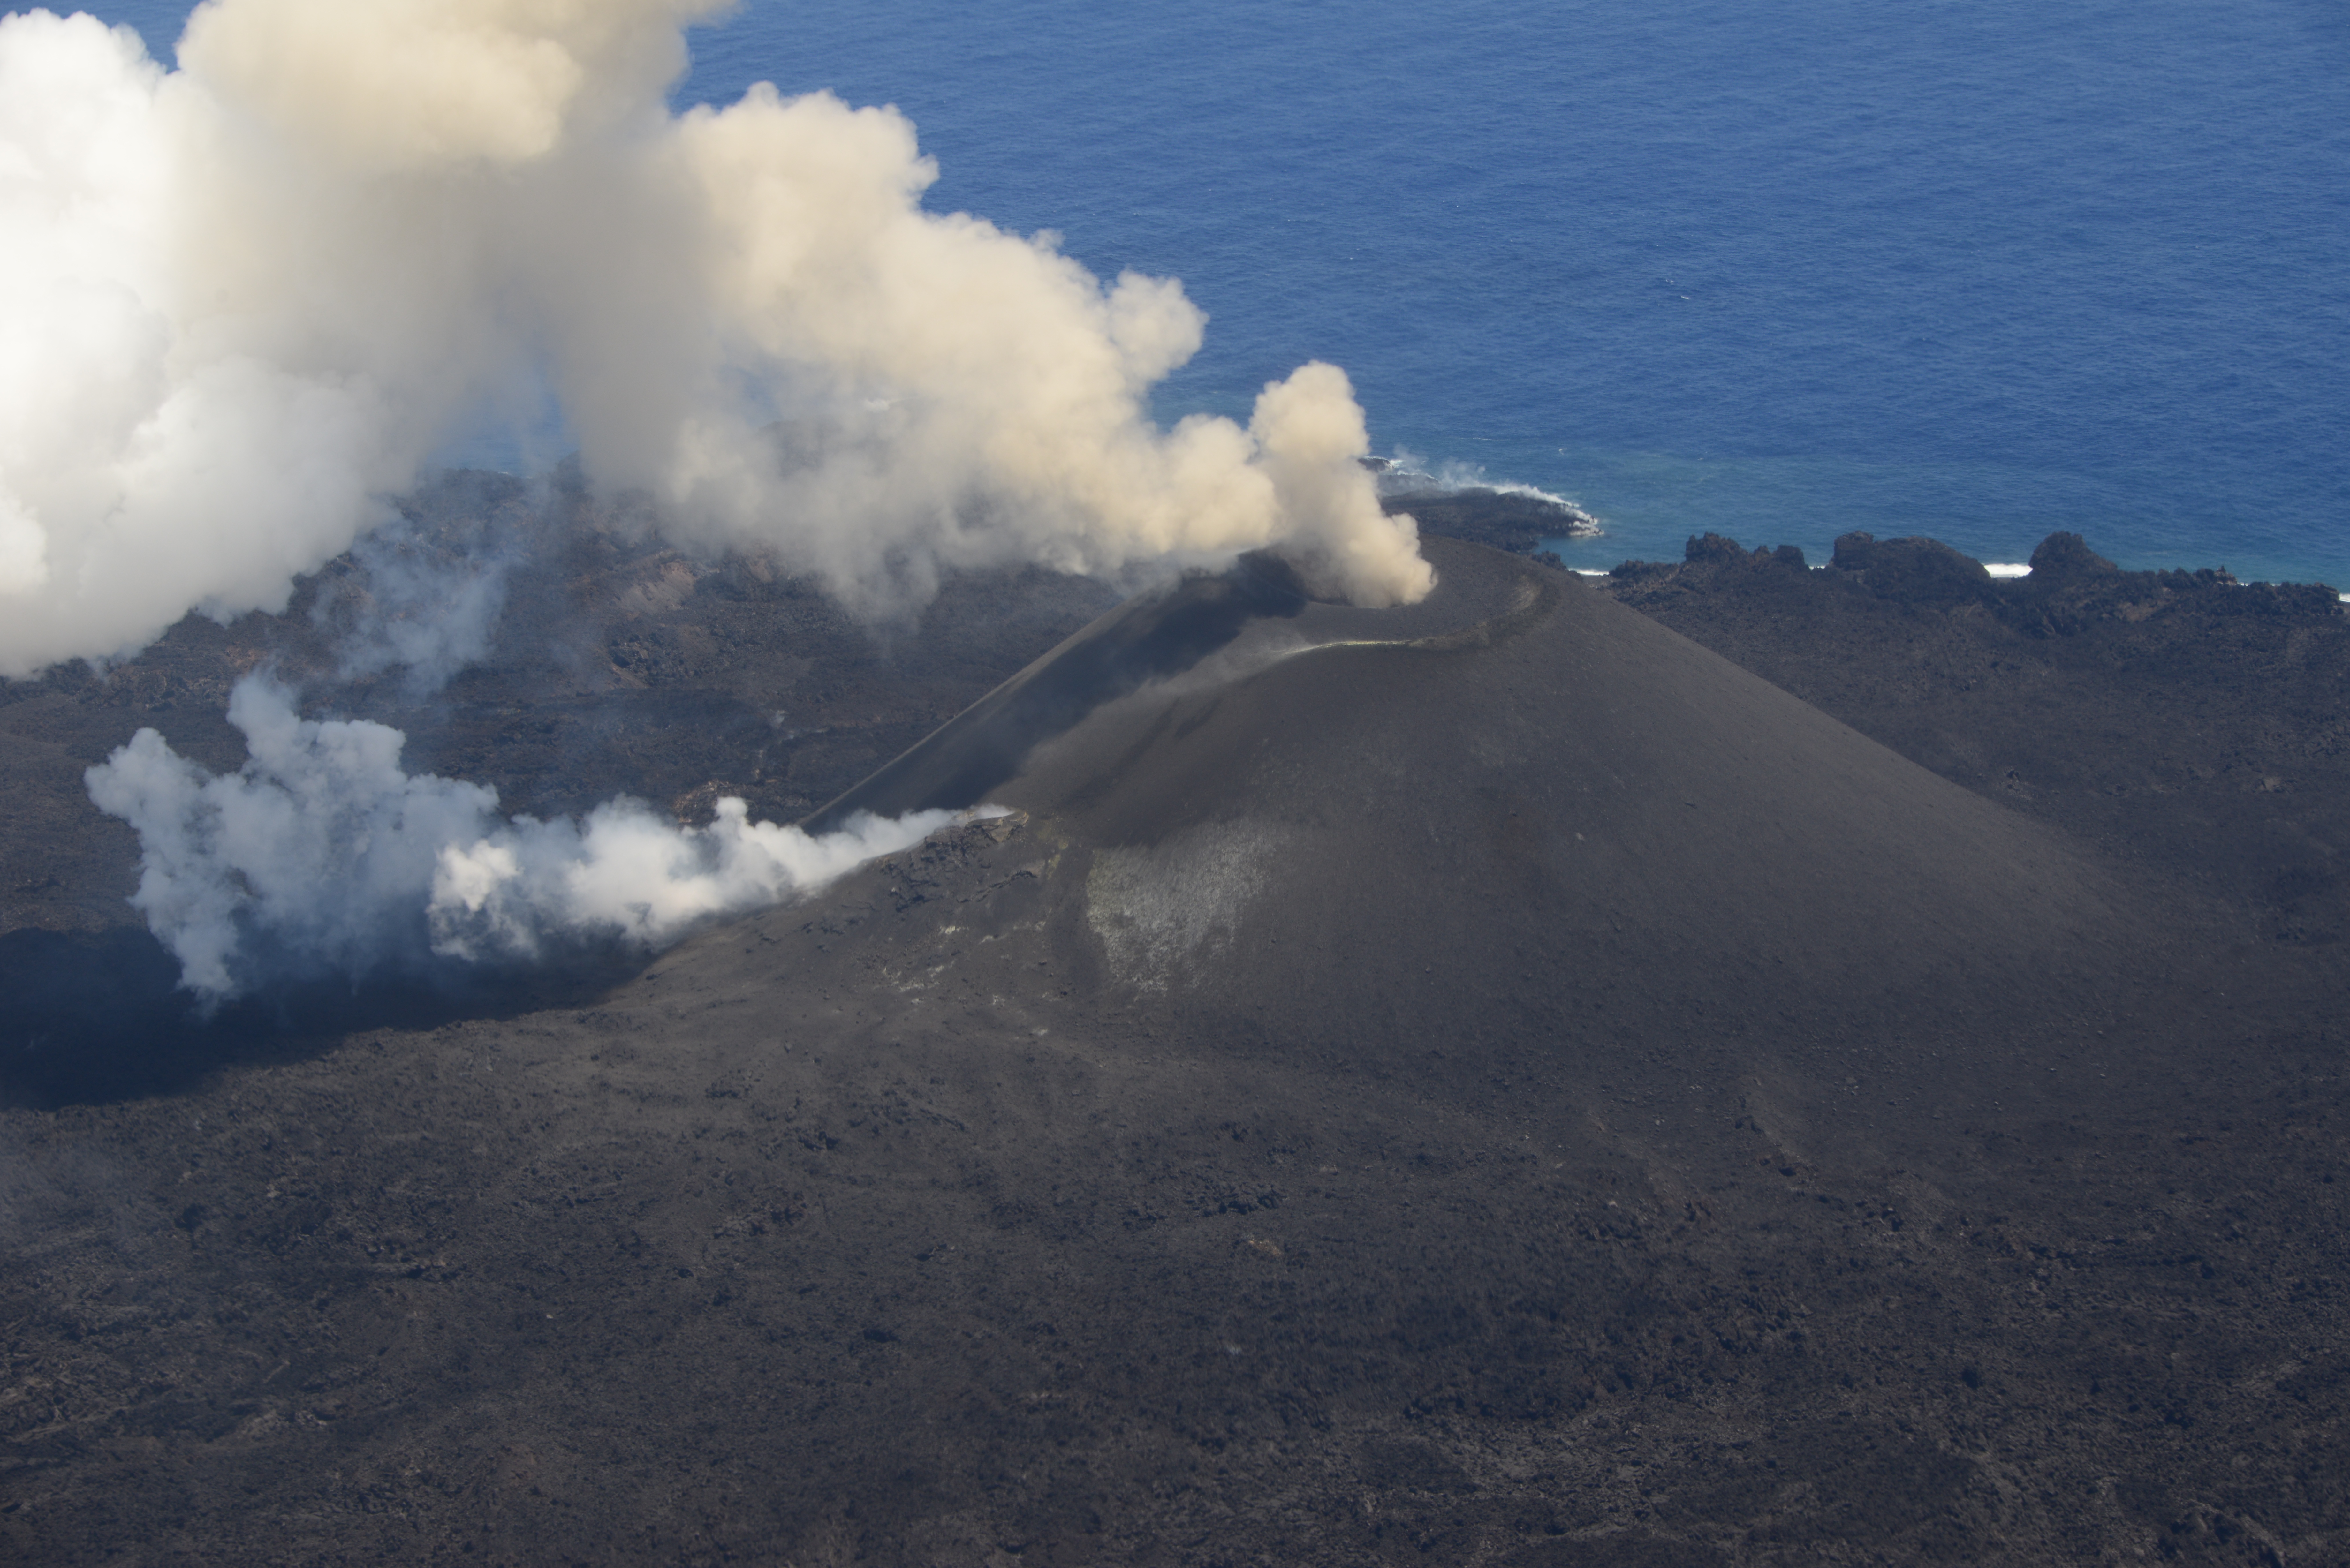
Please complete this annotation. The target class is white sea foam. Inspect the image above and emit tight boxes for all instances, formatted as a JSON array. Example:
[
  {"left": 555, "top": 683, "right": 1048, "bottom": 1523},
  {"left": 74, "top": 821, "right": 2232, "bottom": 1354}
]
[{"left": 1368, "top": 451, "right": 1605, "bottom": 535}]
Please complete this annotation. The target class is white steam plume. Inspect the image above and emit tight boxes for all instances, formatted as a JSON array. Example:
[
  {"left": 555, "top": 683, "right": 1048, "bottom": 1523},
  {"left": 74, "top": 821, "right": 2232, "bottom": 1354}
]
[
  {"left": 0, "top": 0, "right": 1430, "bottom": 679},
  {"left": 313, "top": 504, "right": 522, "bottom": 694},
  {"left": 85, "top": 674, "right": 954, "bottom": 1000}
]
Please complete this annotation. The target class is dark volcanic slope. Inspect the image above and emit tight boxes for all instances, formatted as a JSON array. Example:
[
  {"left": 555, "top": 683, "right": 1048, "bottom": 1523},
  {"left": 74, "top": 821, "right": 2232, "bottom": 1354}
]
[
  {"left": 979, "top": 539, "right": 2153, "bottom": 1079},
  {"left": 807, "top": 538, "right": 2160, "bottom": 1129},
  {"left": 4, "top": 538, "right": 2346, "bottom": 1565},
  {"left": 1603, "top": 530, "right": 2350, "bottom": 948}
]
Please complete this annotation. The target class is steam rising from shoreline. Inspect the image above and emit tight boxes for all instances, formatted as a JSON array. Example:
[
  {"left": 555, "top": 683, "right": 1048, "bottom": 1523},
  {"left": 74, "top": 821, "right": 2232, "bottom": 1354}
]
[
  {"left": 0, "top": 0, "right": 1430, "bottom": 679},
  {"left": 86, "top": 674, "right": 953, "bottom": 1000}
]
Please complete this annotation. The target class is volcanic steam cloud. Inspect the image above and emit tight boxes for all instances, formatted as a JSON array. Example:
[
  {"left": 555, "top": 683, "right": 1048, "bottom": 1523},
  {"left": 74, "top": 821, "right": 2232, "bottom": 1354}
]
[
  {"left": 10, "top": 0, "right": 1435, "bottom": 998},
  {"left": 0, "top": 0, "right": 1432, "bottom": 680}
]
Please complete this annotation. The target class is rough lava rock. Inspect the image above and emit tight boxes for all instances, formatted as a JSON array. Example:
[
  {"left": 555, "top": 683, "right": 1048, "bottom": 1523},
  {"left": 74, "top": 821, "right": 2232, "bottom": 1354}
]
[
  {"left": 2025, "top": 529, "right": 2119, "bottom": 577},
  {"left": 1, "top": 491, "right": 2346, "bottom": 1566},
  {"left": 1830, "top": 530, "right": 1996, "bottom": 605}
]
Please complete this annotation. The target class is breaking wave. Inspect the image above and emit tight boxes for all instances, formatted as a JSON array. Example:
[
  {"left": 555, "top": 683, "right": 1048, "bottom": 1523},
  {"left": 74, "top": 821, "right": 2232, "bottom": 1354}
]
[{"left": 1365, "top": 452, "right": 1605, "bottom": 537}]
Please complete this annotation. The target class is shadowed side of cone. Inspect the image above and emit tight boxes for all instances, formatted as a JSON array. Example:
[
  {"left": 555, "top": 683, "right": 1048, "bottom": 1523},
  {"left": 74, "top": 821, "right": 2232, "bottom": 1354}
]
[
  {"left": 802, "top": 538, "right": 1566, "bottom": 834},
  {"left": 799, "top": 553, "right": 1311, "bottom": 833}
]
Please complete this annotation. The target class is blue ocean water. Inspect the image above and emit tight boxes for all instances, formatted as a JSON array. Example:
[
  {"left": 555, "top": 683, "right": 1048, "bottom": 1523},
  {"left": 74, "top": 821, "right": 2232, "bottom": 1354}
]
[{"left": 82, "top": 0, "right": 2350, "bottom": 585}]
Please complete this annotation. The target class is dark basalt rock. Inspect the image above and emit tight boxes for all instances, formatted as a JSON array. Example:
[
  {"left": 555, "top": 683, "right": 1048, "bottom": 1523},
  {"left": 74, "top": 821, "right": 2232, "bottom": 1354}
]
[
  {"left": 2026, "top": 529, "right": 2118, "bottom": 577},
  {"left": 1383, "top": 485, "right": 1603, "bottom": 555},
  {"left": 1686, "top": 531, "right": 1805, "bottom": 570},
  {"left": 1831, "top": 530, "right": 1995, "bottom": 604},
  {"left": 1599, "top": 525, "right": 2347, "bottom": 948},
  {"left": 3, "top": 494, "right": 2347, "bottom": 1566}
]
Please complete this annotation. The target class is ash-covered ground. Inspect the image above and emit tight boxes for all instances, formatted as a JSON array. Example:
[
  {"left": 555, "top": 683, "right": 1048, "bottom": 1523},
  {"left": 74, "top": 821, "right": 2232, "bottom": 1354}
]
[
  {"left": 1, "top": 484, "right": 2344, "bottom": 1567},
  {"left": 1601, "top": 529, "right": 2349, "bottom": 949}
]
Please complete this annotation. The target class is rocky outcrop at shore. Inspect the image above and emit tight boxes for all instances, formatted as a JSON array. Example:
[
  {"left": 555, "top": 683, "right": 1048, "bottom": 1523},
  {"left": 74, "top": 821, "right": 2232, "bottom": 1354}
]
[{"left": 1377, "top": 482, "right": 1603, "bottom": 554}]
